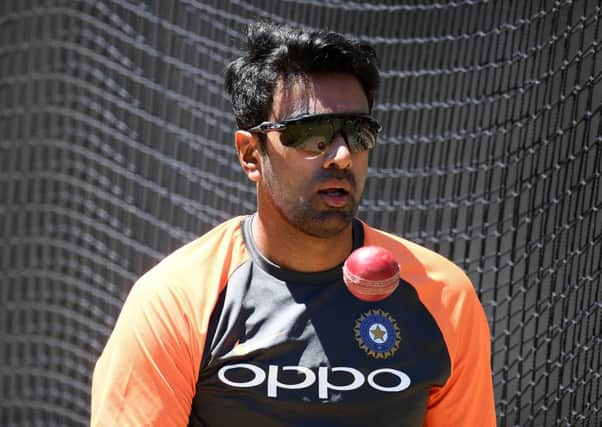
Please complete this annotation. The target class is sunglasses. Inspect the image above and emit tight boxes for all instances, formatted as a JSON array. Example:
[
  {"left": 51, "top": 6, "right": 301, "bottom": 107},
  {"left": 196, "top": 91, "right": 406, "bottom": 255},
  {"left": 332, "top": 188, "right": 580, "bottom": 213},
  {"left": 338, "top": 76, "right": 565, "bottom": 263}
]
[{"left": 247, "top": 113, "right": 382, "bottom": 154}]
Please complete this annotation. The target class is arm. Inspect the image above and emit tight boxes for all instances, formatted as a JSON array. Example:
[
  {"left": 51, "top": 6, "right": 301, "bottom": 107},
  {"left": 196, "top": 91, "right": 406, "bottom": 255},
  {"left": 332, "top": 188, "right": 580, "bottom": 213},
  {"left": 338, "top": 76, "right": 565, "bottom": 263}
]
[
  {"left": 424, "top": 286, "right": 496, "bottom": 427},
  {"left": 91, "top": 278, "right": 201, "bottom": 427}
]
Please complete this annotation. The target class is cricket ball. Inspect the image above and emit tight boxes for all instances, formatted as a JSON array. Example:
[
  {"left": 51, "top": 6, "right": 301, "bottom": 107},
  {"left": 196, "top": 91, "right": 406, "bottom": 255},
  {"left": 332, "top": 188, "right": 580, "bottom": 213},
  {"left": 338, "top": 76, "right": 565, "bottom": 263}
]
[{"left": 342, "top": 246, "right": 400, "bottom": 302}]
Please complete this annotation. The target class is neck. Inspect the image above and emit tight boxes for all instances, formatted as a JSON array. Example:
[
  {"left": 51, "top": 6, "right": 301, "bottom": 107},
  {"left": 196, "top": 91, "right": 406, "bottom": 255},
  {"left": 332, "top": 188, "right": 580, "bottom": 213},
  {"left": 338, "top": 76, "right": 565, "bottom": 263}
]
[{"left": 251, "top": 212, "right": 354, "bottom": 273}]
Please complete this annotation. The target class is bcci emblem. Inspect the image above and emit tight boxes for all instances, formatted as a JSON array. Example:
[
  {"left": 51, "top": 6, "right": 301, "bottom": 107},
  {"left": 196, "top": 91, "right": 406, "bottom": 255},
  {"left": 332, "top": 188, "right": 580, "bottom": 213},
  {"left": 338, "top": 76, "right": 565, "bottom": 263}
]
[{"left": 354, "top": 309, "right": 401, "bottom": 359}]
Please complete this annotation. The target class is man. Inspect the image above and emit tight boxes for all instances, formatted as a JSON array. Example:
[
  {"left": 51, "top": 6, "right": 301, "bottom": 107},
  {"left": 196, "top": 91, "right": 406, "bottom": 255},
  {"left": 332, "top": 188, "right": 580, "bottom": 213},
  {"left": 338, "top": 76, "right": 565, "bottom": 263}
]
[{"left": 91, "top": 22, "right": 495, "bottom": 426}]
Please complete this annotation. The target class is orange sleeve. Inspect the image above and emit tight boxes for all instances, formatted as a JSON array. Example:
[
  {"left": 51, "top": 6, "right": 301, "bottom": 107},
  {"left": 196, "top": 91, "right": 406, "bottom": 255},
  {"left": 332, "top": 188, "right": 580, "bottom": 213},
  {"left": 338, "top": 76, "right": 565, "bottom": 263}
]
[
  {"left": 91, "top": 276, "right": 202, "bottom": 427},
  {"left": 422, "top": 275, "right": 496, "bottom": 427},
  {"left": 364, "top": 226, "right": 496, "bottom": 426},
  {"left": 91, "top": 218, "right": 248, "bottom": 426}
]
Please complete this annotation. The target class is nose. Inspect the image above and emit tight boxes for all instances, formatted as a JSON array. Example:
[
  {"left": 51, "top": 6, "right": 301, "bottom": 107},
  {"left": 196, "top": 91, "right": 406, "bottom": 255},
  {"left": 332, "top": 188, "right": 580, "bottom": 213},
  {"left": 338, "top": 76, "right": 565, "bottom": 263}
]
[{"left": 322, "top": 133, "right": 352, "bottom": 170}]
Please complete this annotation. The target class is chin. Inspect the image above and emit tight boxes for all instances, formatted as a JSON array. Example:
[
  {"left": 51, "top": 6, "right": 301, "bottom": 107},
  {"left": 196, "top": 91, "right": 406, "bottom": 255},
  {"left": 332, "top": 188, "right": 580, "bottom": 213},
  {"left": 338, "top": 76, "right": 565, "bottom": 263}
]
[{"left": 291, "top": 210, "right": 354, "bottom": 238}]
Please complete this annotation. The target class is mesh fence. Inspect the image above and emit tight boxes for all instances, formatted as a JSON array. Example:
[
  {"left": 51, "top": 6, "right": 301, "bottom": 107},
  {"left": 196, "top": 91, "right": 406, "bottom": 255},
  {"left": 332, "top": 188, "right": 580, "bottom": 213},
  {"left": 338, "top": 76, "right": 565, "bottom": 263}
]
[{"left": 1, "top": 0, "right": 601, "bottom": 426}]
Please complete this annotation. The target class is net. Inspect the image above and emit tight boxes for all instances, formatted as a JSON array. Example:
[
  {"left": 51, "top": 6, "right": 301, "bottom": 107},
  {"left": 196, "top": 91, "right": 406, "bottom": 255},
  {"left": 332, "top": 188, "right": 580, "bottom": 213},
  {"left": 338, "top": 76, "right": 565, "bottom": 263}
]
[{"left": 1, "top": 0, "right": 601, "bottom": 425}]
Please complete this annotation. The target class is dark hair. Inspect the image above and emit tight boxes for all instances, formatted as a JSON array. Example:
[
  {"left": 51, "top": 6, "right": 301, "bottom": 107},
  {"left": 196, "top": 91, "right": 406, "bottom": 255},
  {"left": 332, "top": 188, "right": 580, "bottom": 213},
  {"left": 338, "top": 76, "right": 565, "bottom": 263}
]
[{"left": 224, "top": 22, "right": 380, "bottom": 130}]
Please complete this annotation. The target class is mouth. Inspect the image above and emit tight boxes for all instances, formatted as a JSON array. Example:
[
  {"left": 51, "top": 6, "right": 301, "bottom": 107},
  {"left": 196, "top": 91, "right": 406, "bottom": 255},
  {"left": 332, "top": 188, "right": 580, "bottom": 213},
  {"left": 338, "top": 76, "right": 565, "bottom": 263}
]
[{"left": 318, "top": 187, "right": 351, "bottom": 208}]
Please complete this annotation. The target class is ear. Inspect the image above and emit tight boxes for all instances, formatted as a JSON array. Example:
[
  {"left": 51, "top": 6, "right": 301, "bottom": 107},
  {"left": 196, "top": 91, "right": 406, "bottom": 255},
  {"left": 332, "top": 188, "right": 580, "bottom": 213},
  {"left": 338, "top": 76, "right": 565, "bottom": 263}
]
[{"left": 235, "top": 130, "right": 262, "bottom": 182}]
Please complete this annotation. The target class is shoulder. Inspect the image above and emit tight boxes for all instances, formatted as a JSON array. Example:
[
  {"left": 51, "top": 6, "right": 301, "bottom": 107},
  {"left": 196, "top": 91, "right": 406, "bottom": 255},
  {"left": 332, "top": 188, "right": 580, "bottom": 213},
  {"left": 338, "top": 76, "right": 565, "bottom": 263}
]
[
  {"left": 105, "top": 217, "right": 252, "bottom": 376},
  {"left": 136, "top": 216, "right": 250, "bottom": 295},
  {"left": 361, "top": 222, "right": 472, "bottom": 295},
  {"left": 360, "top": 222, "right": 485, "bottom": 350},
  {"left": 121, "top": 216, "right": 251, "bottom": 342}
]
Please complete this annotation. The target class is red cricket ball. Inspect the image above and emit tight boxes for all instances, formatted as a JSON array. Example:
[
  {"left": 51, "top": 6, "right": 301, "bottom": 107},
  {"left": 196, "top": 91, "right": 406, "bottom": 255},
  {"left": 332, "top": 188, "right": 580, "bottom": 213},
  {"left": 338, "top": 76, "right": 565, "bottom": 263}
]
[{"left": 342, "top": 246, "right": 400, "bottom": 302}]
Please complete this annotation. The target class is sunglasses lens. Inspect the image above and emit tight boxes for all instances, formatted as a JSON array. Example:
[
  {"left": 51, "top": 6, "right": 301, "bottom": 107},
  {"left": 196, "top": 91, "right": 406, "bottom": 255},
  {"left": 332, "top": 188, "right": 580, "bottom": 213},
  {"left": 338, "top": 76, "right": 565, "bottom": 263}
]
[
  {"left": 345, "top": 118, "right": 378, "bottom": 153},
  {"left": 278, "top": 115, "right": 379, "bottom": 153},
  {"left": 280, "top": 120, "right": 333, "bottom": 153}
]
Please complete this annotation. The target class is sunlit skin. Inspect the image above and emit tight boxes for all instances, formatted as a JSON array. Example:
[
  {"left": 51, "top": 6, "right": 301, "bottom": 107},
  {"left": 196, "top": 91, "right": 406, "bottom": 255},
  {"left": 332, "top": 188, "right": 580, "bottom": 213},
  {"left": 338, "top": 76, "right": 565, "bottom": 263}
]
[{"left": 235, "top": 72, "right": 371, "bottom": 272}]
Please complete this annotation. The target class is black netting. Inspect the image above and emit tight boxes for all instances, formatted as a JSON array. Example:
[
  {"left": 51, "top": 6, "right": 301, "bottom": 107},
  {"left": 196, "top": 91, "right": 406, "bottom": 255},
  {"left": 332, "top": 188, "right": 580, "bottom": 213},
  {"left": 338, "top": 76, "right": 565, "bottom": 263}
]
[{"left": 1, "top": 1, "right": 601, "bottom": 426}]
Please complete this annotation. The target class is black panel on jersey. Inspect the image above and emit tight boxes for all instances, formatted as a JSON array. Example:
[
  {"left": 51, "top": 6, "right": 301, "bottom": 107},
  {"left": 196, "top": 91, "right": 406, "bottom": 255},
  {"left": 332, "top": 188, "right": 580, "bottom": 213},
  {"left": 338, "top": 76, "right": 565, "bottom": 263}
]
[{"left": 189, "top": 216, "right": 450, "bottom": 427}]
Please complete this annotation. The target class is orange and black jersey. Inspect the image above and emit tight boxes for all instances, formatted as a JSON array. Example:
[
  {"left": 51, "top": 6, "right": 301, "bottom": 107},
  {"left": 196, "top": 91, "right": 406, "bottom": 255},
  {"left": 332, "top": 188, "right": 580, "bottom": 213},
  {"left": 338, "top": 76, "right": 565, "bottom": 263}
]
[{"left": 91, "top": 216, "right": 495, "bottom": 426}]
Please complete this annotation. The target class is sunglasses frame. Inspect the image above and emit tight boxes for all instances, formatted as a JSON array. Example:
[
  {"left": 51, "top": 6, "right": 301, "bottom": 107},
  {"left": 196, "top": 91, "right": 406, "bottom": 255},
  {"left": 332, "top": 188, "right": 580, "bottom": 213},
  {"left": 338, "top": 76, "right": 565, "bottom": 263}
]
[{"left": 247, "top": 113, "right": 382, "bottom": 153}]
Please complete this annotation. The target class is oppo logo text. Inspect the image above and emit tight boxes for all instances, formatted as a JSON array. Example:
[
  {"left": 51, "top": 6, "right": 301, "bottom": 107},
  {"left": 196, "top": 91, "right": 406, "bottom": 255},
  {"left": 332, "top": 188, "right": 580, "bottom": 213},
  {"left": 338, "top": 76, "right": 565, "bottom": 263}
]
[{"left": 217, "top": 363, "right": 411, "bottom": 399}]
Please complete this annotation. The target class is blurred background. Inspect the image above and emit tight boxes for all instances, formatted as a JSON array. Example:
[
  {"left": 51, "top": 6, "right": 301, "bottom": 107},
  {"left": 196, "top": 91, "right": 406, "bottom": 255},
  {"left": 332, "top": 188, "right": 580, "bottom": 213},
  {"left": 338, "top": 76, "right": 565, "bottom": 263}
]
[{"left": 1, "top": 1, "right": 601, "bottom": 425}]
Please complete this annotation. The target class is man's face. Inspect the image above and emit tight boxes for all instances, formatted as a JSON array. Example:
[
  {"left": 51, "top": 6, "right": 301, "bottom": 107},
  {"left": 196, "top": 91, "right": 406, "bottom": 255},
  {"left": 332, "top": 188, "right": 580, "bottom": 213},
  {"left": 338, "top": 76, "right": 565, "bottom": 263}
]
[{"left": 257, "top": 73, "right": 372, "bottom": 238}]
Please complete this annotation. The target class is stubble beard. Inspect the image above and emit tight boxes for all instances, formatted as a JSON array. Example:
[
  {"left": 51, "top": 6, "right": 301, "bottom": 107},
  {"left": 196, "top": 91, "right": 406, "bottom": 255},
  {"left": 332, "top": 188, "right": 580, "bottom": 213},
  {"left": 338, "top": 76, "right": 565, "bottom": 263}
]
[
  {"left": 284, "top": 197, "right": 357, "bottom": 238},
  {"left": 263, "top": 172, "right": 361, "bottom": 239}
]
